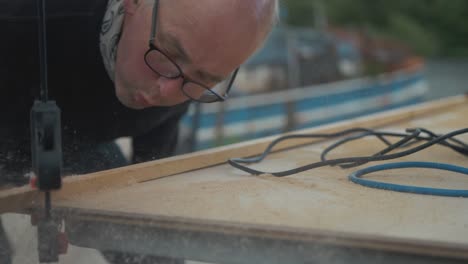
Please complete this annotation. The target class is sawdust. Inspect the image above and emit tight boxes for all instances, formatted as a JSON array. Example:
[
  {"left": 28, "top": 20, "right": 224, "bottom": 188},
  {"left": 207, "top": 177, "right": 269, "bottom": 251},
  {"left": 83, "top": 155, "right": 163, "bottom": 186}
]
[
  {"left": 55, "top": 103, "right": 468, "bottom": 245},
  {"left": 257, "top": 174, "right": 317, "bottom": 189}
]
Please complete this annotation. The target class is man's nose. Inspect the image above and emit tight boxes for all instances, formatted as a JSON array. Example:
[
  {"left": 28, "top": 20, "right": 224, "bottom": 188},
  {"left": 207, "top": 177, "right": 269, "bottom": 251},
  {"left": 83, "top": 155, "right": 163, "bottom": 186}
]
[{"left": 155, "top": 75, "right": 184, "bottom": 97}]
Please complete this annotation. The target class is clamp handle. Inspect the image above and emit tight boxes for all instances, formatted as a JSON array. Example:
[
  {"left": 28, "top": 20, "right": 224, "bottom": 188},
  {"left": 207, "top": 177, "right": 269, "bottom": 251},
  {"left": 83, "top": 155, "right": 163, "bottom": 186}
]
[{"left": 30, "top": 100, "right": 62, "bottom": 191}]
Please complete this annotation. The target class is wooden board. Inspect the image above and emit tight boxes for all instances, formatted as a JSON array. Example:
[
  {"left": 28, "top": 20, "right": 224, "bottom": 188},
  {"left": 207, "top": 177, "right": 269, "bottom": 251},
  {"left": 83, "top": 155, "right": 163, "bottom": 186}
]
[
  {"left": 1, "top": 95, "right": 466, "bottom": 214},
  {"left": 56, "top": 100, "right": 468, "bottom": 245},
  {"left": 1, "top": 95, "right": 468, "bottom": 262}
]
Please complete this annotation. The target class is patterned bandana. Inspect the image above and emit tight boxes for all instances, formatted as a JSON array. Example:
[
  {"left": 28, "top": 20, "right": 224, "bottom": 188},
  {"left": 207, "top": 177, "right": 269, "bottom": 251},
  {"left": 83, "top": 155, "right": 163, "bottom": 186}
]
[{"left": 99, "top": 0, "right": 125, "bottom": 82}]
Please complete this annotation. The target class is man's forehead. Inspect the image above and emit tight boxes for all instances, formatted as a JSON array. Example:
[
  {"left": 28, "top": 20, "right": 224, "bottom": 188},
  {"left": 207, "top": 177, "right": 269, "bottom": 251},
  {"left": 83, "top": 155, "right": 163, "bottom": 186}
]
[
  {"left": 155, "top": 2, "right": 232, "bottom": 84},
  {"left": 154, "top": 0, "right": 275, "bottom": 83}
]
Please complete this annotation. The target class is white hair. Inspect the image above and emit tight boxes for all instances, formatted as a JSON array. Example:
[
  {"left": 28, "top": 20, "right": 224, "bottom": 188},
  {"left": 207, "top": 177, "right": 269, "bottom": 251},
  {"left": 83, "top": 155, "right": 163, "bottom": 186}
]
[
  {"left": 246, "top": 0, "right": 280, "bottom": 52},
  {"left": 257, "top": 0, "right": 280, "bottom": 29}
]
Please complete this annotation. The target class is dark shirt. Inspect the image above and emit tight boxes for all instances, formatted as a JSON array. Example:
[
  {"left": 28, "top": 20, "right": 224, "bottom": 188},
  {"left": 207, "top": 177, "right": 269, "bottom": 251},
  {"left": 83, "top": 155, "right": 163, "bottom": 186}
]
[{"left": 0, "top": 0, "right": 190, "bottom": 183}]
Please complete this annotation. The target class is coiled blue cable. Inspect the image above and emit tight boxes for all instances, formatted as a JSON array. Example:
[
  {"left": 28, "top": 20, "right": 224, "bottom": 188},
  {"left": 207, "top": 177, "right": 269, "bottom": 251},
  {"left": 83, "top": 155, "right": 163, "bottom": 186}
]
[{"left": 348, "top": 162, "right": 468, "bottom": 197}]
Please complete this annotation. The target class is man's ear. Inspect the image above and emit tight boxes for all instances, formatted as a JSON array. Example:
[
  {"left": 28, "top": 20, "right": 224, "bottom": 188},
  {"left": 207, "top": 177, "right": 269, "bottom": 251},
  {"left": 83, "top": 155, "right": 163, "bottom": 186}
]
[{"left": 123, "top": 0, "right": 139, "bottom": 15}]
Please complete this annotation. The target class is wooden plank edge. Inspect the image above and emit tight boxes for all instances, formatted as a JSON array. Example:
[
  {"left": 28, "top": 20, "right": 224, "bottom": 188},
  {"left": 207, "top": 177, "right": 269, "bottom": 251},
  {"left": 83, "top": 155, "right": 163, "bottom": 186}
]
[
  {"left": 1, "top": 95, "right": 466, "bottom": 214},
  {"left": 60, "top": 206, "right": 468, "bottom": 260},
  {"left": 0, "top": 186, "right": 39, "bottom": 214}
]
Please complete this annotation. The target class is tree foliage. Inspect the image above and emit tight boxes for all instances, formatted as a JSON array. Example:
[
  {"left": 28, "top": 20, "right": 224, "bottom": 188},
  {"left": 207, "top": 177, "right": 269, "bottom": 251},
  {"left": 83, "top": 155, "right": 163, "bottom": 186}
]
[{"left": 283, "top": 0, "right": 468, "bottom": 57}]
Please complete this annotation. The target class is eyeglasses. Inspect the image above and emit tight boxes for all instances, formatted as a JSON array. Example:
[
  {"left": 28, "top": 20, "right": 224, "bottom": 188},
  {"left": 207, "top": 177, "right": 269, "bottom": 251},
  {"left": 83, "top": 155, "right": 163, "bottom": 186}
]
[{"left": 144, "top": 0, "right": 239, "bottom": 103}]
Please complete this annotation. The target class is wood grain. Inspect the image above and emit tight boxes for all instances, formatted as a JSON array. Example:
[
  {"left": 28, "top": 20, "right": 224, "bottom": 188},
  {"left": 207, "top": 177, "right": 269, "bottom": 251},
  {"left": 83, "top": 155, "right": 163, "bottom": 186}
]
[
  {"left": 52, "top": 98, "right": 468, "bottom": 248},
  {"left": 1, "top": 95, "right": 466, "bottom": 214}
]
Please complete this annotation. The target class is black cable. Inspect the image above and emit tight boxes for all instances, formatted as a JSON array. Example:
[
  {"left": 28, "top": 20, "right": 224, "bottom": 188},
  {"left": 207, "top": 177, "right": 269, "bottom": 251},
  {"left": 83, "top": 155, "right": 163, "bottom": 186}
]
[
  {"left": 324, "top": 129, "right": 424, "bottom": 169},
  {"left": 228, "top": 127, "right": 468, "bottom": 177},
  {"left": 231, "top": 128, "right": 401, "bottom": 164},
  {"left": 37, "top": 0, "right": 48, "bottom": 102},
  {"left": 417, "top": 128, "right": 468, "bottom": 152},
  {"left": 321, "top": 128, "right": 468, "bottom": 169},
  {"left": 37, "top": 0, "right": 53, "bottom": 219}
]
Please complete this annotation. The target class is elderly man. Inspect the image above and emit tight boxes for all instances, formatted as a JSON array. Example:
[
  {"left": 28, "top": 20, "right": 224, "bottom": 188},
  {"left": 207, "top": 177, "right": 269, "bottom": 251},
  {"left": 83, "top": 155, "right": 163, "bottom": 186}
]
[
  {"left": 0, "top": 0, "right": 277, "bottom": 184},
  {"left": 0, "top": 0, "right": 277, "bottom": 263}
]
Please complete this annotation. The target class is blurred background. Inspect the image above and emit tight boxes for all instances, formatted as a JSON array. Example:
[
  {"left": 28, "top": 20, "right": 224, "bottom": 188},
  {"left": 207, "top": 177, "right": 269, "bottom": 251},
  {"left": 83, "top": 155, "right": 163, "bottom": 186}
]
[
  {"left": 177, "top": 0, "right": 468, "bottom": 153},
  {"left": 2, "top": 2, "right": 468, "bottom": 264}
]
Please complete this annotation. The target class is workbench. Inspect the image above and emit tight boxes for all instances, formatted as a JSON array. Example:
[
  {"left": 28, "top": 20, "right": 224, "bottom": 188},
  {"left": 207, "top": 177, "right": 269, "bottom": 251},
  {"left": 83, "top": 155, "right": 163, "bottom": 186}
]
[{"left": 1, "top": 95, "right": 467, "bottom": 264}]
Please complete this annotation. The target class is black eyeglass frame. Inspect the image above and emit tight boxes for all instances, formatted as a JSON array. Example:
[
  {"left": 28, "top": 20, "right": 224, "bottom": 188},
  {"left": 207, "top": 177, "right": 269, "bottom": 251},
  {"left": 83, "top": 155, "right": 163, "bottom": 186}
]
[{"left": 144, "top": 0, "right": 239, "bottom": 103}]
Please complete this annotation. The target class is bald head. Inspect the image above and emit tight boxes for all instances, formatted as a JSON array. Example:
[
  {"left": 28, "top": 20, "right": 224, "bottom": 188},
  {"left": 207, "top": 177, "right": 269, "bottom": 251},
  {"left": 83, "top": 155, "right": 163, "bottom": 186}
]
[
  {"left": 157, "top": 0, "right": 278, "bottom": 66},
  {"left": 143, "top": 0, "right": 278, "bottom": 52},
  {"left": 236, "top": 0, "right": 279, "bottom": 42},
  {"left": 114, "top": 0, "right": 279, "bottom": 108}
]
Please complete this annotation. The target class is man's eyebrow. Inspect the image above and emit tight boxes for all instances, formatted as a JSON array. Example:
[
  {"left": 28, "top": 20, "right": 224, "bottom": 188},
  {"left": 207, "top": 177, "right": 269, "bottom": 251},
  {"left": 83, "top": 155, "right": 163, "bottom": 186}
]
[
  {"left": 160, "top": 32, "right": 227, "bottom": 85},
  {"left": 160, "top": 32, "right": 192, "bottom": 64}
]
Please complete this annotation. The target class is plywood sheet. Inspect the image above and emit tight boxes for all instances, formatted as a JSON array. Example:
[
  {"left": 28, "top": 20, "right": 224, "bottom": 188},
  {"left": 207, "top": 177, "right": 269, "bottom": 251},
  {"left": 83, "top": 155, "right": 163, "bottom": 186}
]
[{"left": 55, "top": 102, "right": 468, "bottom": 246}]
